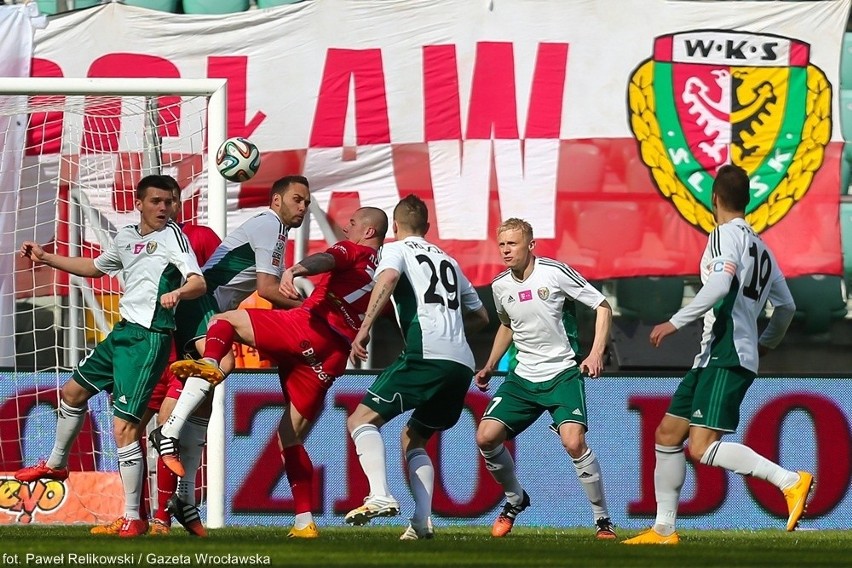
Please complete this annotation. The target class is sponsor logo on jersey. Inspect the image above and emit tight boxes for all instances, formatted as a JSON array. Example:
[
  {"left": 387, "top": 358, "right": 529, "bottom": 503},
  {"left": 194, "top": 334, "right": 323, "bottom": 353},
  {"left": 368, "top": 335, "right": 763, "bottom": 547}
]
[
  {"left": 146, "top": 241, "right": 158, "bottom": 254},
  {"left": 519, "top": 290, "right": 533, "bottom": 302},
  {"left": 272, "top": 234, "right": 286, "bottom": 267},
  {"left": 537, "top": 287, "right": 550, "bottom": 300},
  {"left": 507, "top": 295, "right": 515, "bottom": 303},
  {"left": 628, "top": 30, "right": 829, "bottom": 234},
  {"left": 133, "top": 243, "right": 146, "bottom": 254}
]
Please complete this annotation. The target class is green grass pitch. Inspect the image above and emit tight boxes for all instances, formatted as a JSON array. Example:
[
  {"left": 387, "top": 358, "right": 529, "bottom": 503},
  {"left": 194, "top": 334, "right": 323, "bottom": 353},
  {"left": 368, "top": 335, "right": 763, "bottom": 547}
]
[{"left": 0, "top": 526, "right": 849, "bottom": 567}]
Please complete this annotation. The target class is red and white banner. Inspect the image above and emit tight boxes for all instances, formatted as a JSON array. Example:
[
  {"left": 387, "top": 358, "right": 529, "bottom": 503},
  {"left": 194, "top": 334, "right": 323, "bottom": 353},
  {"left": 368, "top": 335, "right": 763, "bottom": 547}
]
[{"left": 31, "top": 0, "right": 850, "bottom": 285}]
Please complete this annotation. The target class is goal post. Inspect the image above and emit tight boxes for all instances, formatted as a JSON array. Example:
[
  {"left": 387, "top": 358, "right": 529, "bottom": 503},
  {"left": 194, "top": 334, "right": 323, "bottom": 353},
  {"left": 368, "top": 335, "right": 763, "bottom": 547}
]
[{"left": 0, "top": 78, "right": 228, "bottom": 528}]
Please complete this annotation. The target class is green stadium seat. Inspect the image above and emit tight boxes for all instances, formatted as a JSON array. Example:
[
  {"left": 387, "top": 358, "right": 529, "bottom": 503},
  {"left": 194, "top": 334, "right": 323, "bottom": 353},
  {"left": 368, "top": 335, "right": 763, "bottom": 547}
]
[
  {"left": 257, "top": 0, "right": 305, "bottom": 7},
  {"left": 36, "top": 0, "right": 102, "bottom": 15},
  {"left": 123, "top": 0, "right": 179, "bottom": 12},
  {"left": 841, "top": 203, "right": 852, "bottom": 286},
  {"left": 843, "top": 33, "right": 852, "bottom": 89},
  {"left": 786, "top": 275, "right": 847, "bottom": 334},
  {"left": 616, "top": 277, "right": 684, "bottom": 323},
  {"left": 182, "top": 0, "right": 249, "bottom": 14},
  {"left": 840, "top": 90, "right": 852, "bottom": 143}
]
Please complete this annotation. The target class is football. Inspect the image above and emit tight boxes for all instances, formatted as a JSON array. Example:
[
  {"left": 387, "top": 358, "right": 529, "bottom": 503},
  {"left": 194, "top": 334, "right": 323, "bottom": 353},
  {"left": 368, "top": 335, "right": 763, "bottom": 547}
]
[{"left": 215, "top": 137, "right": 261, "bottom": 182}]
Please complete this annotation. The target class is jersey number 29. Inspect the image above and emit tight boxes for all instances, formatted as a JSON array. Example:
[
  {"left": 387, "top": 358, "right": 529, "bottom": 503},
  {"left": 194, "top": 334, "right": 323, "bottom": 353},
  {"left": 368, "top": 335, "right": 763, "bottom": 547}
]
[{"left": 416, "top": 254, "right": 459, "bottom": 309}]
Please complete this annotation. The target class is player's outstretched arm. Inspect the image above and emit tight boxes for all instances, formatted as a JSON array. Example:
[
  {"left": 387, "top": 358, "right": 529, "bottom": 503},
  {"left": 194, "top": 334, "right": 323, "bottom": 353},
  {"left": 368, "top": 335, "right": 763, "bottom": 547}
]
[
  {"left": 279, "top": 252, "right": 337, "bottom": 299},
  {"left": 20, "top": 241, "right": 103, "bottom": 278}
]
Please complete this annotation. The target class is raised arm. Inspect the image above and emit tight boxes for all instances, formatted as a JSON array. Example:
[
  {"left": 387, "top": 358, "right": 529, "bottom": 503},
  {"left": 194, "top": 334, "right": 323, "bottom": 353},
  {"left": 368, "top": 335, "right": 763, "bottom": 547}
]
[
  {"left": 20, "top": 241, "right": 104, "bottom": 278},
  {"left": 279, "top": 252, "right": 337, "bottom": 299}
]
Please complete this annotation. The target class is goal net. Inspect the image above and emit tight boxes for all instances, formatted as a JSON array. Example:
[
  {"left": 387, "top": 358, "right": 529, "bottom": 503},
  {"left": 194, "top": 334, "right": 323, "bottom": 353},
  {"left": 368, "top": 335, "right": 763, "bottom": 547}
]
[{"left": 0, "top": 78, "right": 227, "bottom": 527}]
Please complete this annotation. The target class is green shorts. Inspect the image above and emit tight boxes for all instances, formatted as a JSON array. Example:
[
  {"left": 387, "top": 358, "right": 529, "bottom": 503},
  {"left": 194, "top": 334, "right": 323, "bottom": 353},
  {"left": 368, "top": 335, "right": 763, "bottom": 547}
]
[
  {"left": 174, "top": 292, "right": 218, "bottom": 358},
  {"left": 362, "top": 355, "right": 473, "bottom": 435},
  {"left": 482, "top": 366, "right": 588, "bottom": 438},
  {"left": 667, "top": 366, "right": 756, "bottom": 433},
  {"left": 72, "top": 321, "right": 172, "bottom": 423}
]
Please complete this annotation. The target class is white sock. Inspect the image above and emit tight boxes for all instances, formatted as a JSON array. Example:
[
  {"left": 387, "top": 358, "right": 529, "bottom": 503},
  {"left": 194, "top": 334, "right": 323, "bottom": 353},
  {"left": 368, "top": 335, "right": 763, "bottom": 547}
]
[
  {"left": 480, "top": 444, "right": 524, "bottom": 506},
  {"left": 406, "top": 448, "right": 434, "bottom": 523},
  {"left": 654, "top": 444, "right": 686, "bottom": 534},
  {"left": 571, "top": 448, "right": 609, "bottom": 521},
  {"left": 46, "top": 400, "right": 87, "bottom": 469},
  {"left": 700, "top": 441, "right": 799, "bottom": 489},
  {"left": 351, "top": 424, "right": 390, "bottom": 497},
  {"left": 118, "top": 441, "right": 144, "bottom": 520},
  {"left": 176, "top": 416, "right": 208, "bottom": 505},
  {"left": 294, "top": 512, "right": 314, "bottom": 529},
  {"left": 162, "top": 377, "right": 210, "bottom": 439}
]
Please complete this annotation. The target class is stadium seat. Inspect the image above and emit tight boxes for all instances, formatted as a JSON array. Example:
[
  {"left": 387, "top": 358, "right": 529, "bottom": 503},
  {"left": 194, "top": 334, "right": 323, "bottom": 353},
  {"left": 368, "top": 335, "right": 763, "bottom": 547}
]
[
  {"left": 840, "top": 90, "right": 852, "bottom": 143},
  {"left": 841, "top": 202, "right": 852, "bottom": 287},
  {"left": 557, "top": 141, "right": 605, "bottom": 193},
  {"left": 36, "top": 0, "right": 103, "bottom": 15},
  {"left": 123, "top": 0, "right": 179, "bottom": 12},
  {"left": 257, "top": 0, "right": 305, "bottom": 7},
  {"left": 843, "top": 33, "right": 852, "bottom": 89},
  {"left": 616, "top": 277, "right": 684, "bottom": 323},
  {"left": 182, "top": 0, "right": 249, "bottom": 14},
  {"left": 786, "top": 275, "right": 847, "bottom": 335}
]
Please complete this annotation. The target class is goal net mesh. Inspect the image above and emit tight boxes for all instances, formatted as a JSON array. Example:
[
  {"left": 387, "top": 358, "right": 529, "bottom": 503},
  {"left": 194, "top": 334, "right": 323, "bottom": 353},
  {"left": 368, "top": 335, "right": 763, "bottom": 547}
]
[{"left": 0, "top": 91, "right": 210, "bottom": 524}]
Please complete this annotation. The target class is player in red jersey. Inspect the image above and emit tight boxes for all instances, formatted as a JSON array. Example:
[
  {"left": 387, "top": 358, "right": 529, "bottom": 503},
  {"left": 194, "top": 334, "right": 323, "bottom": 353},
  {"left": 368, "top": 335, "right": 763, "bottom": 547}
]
[
  {"left": 90, "top": 176, "right": 221, "bottom": 537},
  {"left": 170, "top": 206, "right": 388, "bottom": 538}
]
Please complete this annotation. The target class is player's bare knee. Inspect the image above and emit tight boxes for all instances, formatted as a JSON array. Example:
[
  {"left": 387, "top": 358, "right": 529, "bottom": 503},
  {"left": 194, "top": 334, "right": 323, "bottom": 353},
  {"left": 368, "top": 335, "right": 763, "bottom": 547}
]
[
  {"left": 112, "top": 419, "right": 140, "bottom": 447},
  {"left": 562, "top": 437, "right": 587, "bottom": 458},
  {"left": 475, "top": 424, "right": 503, "bottom": 451},
  {"left": 61, "top": 380, "right": 91, "bottom": 407},
  {"left": 655, "top": 421, "right": 686, "bottom": 447}
]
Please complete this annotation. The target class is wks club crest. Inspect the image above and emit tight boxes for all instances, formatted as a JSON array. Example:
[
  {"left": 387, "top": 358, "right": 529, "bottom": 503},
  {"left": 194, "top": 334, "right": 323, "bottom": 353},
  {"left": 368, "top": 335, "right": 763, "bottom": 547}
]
[{"left": 627, "top": 30, "right": 831, "bottom": 233}]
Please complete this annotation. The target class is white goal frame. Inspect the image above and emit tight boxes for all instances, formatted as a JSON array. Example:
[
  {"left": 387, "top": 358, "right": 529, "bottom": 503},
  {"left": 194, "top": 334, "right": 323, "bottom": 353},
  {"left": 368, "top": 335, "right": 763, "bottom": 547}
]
[{"left": 0, "top": 77, "right": 229, "bottom": 528}]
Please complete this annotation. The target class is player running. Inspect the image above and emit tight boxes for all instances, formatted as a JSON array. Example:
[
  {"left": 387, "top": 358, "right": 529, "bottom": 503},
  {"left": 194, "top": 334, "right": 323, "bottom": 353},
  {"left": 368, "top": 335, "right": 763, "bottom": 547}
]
[{"left": 623, "top": 165, "right": 812, "bottom": 545}]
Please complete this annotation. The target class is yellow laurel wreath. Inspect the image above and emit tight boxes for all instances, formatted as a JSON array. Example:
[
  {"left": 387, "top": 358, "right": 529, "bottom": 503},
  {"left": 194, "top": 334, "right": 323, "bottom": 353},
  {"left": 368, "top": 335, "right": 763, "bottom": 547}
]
[{"left": 628, "top": 60, "right": 831, "bottom": 234}]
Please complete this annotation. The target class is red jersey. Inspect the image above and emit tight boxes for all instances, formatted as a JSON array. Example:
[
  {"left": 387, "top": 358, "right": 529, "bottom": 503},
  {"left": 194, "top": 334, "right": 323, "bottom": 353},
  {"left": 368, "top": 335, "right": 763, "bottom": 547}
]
[
  {"left": 180, "top": 223, "right": 222, "bottom": 266},
  {"left": 302, "top": 240, "right": 378, "bottom": 343}
]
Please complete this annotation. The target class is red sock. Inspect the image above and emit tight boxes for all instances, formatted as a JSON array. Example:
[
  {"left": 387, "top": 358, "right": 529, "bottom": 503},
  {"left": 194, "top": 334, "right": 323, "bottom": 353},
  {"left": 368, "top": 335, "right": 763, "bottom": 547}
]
[
  {"left": 283, "top": 445, "right": 314, "bottom": 515},
  {"left": 203, "top": 319, "right": 234, "bottom": 362},
  {"left": 155, "top": 457, "right": 177, "bottom": 524}
]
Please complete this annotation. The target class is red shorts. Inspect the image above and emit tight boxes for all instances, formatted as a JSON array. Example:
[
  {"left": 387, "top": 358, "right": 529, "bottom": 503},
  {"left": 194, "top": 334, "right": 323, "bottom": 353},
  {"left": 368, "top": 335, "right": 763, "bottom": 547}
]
[
  {"left": 248, "top": 308, "right": 350, "bottom": 422},
  {"left": 147, "top": 368, "right": 183, "bottom": 412}
]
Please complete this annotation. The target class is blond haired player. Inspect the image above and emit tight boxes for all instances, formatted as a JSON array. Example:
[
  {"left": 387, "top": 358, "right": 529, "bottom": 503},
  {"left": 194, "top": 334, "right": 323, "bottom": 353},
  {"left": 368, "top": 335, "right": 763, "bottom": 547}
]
[{"left": 475, "top": 218, "right": 616, "bottom": 539}]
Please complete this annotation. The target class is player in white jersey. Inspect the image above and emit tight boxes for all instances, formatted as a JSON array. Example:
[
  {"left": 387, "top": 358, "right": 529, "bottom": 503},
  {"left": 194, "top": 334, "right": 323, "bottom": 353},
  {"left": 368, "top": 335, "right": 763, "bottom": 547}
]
[
  {"left": 15, "top": 175, "right": 206, "bottom": 538},
  {"left": 149, "top": 176, "right": 310, "bottom": 533},
  {"left": 475, "top": 218, "right": 616, "bottom": 539},
  {"left": 624, "top": 164, "right": 812, "bottom": 545},
  {"left": 345, "top": 195, "right": 489, "bottom": 539}
]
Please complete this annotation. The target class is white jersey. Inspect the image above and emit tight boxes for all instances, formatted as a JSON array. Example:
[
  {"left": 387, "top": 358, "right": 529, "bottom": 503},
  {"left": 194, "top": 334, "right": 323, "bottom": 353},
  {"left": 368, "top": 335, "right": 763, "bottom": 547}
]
[
  {"left": 202, "top": 209, "right": 288, "bottom": 311},
  {"left": 676, "top": 218, "right": 792, "bottom": 373},
  {"left": 492, "top": 257, "right": 605, "bottom": 383},
  {"left": 94, "top": 221, "right": 201, "bottom": 332},
  {"left": 376, "top": 236, "right": 482, "bottom": 370}
]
